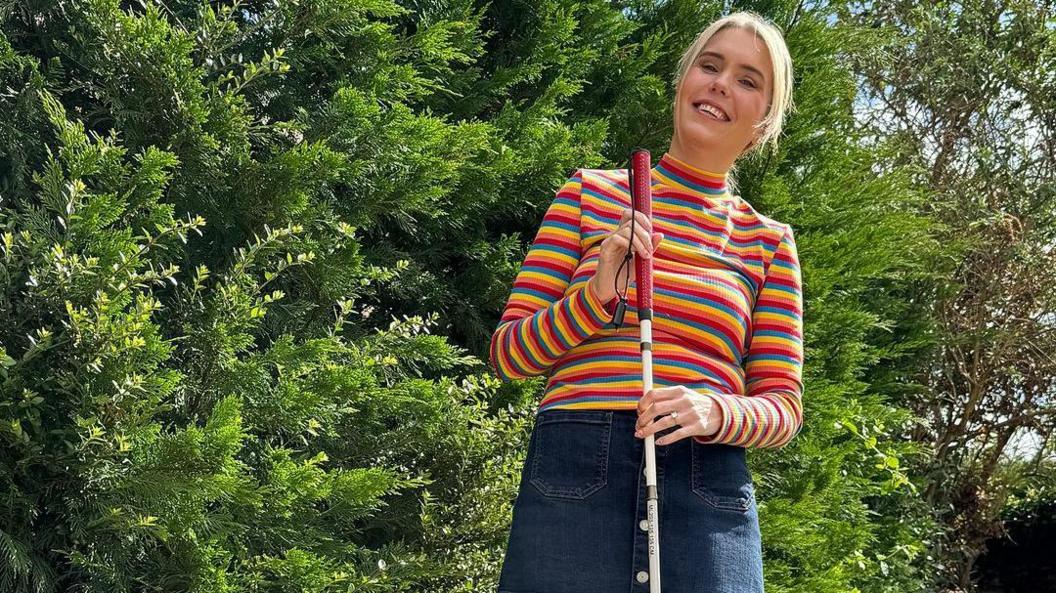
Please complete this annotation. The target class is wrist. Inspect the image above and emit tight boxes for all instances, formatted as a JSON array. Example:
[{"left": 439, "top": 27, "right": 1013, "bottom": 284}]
[
  {"left": 704, "top": 397, "right": 724, "bottom": 436},
  {"left": 588, "top": 276, "right": 614, "bottom": 304},
  {"left": 705, "top": 413, "right": 722, "bottom": 435}
]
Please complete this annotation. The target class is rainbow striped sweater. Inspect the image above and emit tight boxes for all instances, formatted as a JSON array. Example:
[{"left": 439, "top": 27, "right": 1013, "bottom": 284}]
[{"left": 488, "top": 152, "right": 804, "bottom": 449}]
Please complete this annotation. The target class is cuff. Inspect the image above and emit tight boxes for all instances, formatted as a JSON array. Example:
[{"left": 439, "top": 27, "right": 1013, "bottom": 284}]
[{"left": 571, "top": 281, "right": 613, "bottom": 337}]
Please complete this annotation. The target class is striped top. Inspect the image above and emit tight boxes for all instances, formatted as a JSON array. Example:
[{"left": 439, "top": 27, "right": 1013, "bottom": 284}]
[{"left": 488, "top": 152, "right": 804, "bottom": 449}]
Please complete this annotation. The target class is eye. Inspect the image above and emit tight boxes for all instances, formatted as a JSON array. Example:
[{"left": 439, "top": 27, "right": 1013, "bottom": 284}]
[{"left": 701, "top": 61, "right": 758, "bottom": 89}]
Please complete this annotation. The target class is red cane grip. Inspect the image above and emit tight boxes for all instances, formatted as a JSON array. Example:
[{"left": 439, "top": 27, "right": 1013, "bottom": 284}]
[{"left": 630, "top": 148, "right": 653, "bottom": 315}]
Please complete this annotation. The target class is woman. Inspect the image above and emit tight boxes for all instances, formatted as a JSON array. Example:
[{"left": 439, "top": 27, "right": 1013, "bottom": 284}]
[{"left": 489, "top": 11, "right": 803, "bottom": 593}]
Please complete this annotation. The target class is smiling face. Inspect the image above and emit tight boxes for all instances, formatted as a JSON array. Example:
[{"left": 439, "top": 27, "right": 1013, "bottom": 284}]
[{"left": 671, "top": 26, "right": 774, "bottom": 173}]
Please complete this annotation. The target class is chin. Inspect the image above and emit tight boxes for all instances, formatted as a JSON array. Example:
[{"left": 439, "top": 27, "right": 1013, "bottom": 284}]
[
  {"left": 676, "top": 124, "right": 722, "bottom": 151},
  {"left": 679, "top": 114, "right": 741, "bottom": 153}
]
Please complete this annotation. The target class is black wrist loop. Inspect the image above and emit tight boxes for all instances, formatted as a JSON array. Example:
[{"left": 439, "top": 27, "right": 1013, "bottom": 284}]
[{"left": 609, "top": 188, "right": 638, "bottom": 330}]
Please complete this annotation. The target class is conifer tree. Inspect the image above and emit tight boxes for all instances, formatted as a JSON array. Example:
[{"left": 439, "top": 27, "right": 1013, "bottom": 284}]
[{"left": 0, "top": 1, "right": 1012, "bottom": 592}]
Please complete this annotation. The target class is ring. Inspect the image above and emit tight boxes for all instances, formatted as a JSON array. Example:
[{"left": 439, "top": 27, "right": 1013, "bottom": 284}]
[{"left": 670, "top": 410, "right": 679, "bottom": 425}]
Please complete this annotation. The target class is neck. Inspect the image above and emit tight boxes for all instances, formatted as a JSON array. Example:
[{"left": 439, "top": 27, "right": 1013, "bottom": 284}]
[{"left": 667, "top": 135, "right": 736, "bottom": 178}]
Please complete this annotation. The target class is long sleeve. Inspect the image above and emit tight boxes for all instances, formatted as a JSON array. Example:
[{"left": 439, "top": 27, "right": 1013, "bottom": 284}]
[
  {"left": 489, "top": 170, "right": 613, "bottom": 380},
  {"left": 693, "top": 223, "right": 805, "bottom": 449}
]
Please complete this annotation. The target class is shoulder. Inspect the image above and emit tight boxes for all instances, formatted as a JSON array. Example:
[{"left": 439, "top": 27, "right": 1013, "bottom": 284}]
[
  {"left": 554, "top": 167, "right": 624, "bottom": 196},
  {"left": 573, "top": 167, "right": 632, "bottom": 213},
  {"left": 579, "top": 167, "right": 629, "bottom": 192},
  {"left": 730, "top": 199, "right": 797, "bottom": 275},
  {"left": 733, "top": 197, "right": 793, "bottom": 239}
]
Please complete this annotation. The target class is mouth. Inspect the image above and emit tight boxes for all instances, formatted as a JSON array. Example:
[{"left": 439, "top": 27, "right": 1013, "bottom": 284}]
[{"left": 691, "top": 101, "right": 730, "bottom": 122}]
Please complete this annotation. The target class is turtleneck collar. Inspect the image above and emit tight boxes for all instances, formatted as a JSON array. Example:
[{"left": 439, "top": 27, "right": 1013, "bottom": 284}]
[{"left": 652, "top": 152, "right": 735, "bottom": 205}]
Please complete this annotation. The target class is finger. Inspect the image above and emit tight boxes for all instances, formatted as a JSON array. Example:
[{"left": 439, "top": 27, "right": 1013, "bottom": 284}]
[
  {"left": 614, "top": 212, "right": 651, "bottom": 235},
  {"left": 617, "top": 210, "right": 653, "bottom": 234},
  {"left": 655, "top": 425, "right": 696, "bottom": 446},
  {"left": 635, "top": 408, "right": 678, "bottom": 437},
  {"left": 604, "top": 231, "right": 631, "bottom": 256},
  {"left": 632, "top": 225, "right": 653, "bottom": 255},
  {"left": 633, "top": 210, "right": 652, "bottom": 232},
  {"left": 637, "top": 386, "right": 663, "bottom": 412},
  {"left": 651, "top": 232, "right": 664, "bottom": 251},
  {"left": 632, "top": 233, "right": 650, "bottom": 257},
  {"left": 637, "top": 386, "right": 671, "bottom": 414},
  {"left": 625, "top": 209, "right": 652, "bottom": 231},
  {"left": 639, "top": 411, "right": 675, "bottom": 438},
  {"left": 636, "top": 400, "right": 673, "bottom": 430},
  {"left": 614, "top": 222, "right": 651, "bottom": 255},
  {"left": 611, "top": 225, "right": 650, "bottom": 256},
  {"left": 646, "top": 386, "right": 679, "bottom": 401}
]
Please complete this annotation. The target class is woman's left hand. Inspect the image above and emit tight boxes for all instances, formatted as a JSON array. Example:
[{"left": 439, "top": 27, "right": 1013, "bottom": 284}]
[{"left": 634, "top": 386, "right": 722, "bottom": 445}]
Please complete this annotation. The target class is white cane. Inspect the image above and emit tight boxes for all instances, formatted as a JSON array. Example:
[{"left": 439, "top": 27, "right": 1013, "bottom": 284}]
[{"left": 629, "top": 148, "right": 661, "bottom": 593}]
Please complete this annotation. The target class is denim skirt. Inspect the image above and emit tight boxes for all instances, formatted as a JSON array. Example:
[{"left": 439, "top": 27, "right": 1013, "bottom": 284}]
[{"left": 497, "top": 409, "right": 764, "bottom": 593}]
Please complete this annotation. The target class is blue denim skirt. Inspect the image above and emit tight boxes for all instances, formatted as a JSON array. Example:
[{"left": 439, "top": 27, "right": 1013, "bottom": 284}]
[{"left": 497, "top": 409, "right": 764, "bottom": 593}]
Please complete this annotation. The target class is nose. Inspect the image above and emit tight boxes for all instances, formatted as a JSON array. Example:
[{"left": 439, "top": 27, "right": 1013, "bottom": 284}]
[{"left": 708, "top": 67, "right": 735, "bottom": 97}]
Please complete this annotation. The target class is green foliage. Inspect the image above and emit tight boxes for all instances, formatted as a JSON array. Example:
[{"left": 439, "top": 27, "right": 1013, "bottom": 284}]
[
  {"left": 0, "top": 3, "right": 538, "bottom": 589},
  {"left": 0, "top": 1, "right": 978, "bottom": 592}
]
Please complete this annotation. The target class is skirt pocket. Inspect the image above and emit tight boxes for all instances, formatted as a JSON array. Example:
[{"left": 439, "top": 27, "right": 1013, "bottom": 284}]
[
  {"left": 528, "top": 410, "right": 612, "bottom": 500},
  {"left": 690, "top": 440, "right": 755, "bottom": 512}
]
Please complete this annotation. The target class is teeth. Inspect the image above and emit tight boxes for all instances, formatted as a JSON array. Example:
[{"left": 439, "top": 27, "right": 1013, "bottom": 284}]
[{"left": 695, "top": 102, "right": 727, "bottom": 121}]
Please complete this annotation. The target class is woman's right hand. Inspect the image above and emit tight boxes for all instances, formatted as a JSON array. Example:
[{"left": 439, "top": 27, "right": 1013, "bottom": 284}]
[{"left": 587, "top": 208, "right": 664, "bottom": 303}]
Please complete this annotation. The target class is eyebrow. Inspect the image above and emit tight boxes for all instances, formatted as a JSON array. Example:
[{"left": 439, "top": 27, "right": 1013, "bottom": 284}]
[{"left": 698, "top": 50, "right": 767, "bottom": 82}]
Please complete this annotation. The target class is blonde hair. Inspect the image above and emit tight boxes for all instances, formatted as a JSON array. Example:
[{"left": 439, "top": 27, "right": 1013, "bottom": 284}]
[{"left": 672, "top": 11, "right": 796, "bottom": 192}]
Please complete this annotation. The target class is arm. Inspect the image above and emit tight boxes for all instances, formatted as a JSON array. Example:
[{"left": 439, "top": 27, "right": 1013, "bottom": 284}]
[
  {"left": 693, "top": 223, "right": 805, "bottom": 449},
  {"left": 489, "top": 170, "right": 614, "bottom": 380}
]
